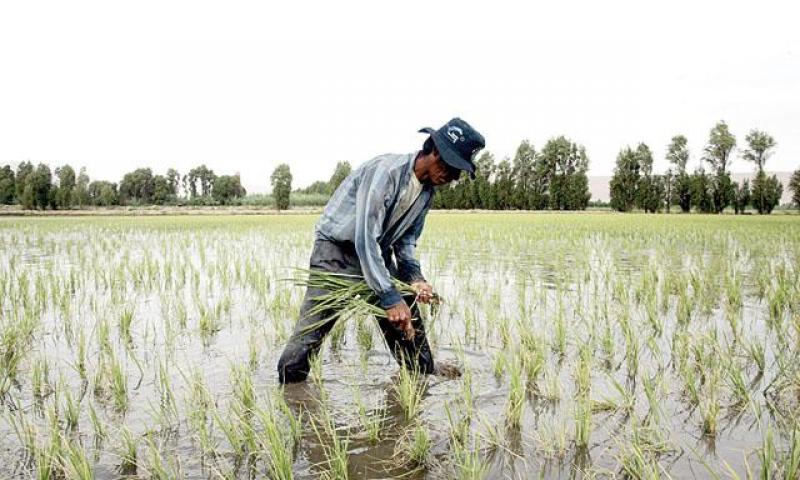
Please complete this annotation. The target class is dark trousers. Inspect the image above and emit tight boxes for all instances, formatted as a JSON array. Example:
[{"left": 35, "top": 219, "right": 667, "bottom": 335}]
[{"left": 277, "top": 238, "right": 434, "bottom": 384}]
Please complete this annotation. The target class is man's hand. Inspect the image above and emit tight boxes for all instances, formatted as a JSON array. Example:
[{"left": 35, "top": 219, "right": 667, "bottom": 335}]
[
  {"left": 411, "top": 281, "right": 435, "bottom": 304},
  {"left": 385, "top": 302, "right": 415, "bottom": 340}
]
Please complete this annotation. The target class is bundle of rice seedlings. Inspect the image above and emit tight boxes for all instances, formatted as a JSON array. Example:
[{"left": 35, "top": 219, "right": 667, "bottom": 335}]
[{"left": 290, "top": 269, "right": 441, "bottom": 340}]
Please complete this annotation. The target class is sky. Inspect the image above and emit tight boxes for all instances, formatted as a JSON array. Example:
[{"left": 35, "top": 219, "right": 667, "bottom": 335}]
[{"left": 1, "top": 1, "right": 798, "bottom": 194}]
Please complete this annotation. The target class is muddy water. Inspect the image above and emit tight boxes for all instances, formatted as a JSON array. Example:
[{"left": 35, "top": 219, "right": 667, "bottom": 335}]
[{"left": 0, "top": 214, "right": 798, "bottom": 478}]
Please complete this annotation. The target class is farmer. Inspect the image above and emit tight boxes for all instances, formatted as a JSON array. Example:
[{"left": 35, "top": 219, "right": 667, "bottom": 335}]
[{"left": 277, "top": 118, "right": 485, "bottom": 383}]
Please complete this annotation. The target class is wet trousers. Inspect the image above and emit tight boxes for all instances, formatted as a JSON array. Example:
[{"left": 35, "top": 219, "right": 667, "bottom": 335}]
[{"left": 277, "top": 238, "right": 434, "bottom": 384}]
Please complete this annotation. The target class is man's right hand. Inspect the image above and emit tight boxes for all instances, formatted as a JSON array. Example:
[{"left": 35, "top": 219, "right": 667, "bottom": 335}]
[{"left": 385, "top": 302, "right": 415, "bottom": 340}]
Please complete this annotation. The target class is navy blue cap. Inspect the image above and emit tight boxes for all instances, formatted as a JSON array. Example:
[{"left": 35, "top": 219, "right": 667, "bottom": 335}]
[{"left": 419, "top": 117, "right": 485, "bottom": 177}]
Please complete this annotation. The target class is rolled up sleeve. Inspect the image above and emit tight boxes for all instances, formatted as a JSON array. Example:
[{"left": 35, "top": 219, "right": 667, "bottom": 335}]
[{"left": 354, "top": 168, "right": 403, "bottom": 309}]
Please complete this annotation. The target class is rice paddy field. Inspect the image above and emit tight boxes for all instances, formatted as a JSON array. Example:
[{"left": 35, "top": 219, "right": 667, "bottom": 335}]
[{"left": 1, "top": 213, "right": 800, "bottom": 479}]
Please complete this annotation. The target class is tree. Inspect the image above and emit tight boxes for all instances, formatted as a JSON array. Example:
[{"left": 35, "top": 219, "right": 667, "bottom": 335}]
[
  {"left": 790, "top": 169, "right": 800, "bottom": 211},
  {"left": 187, "top": 165, "right": 216, "bottom": 198},
  {"left": 470, "top": 151, "right": 496, "bottom": 209},
  {"left": 53, "top": 164, "right": 76, "bottom": 208},
  {"left": 270, "top": 164, "right": 292, "bottom": 210},
  {"left": 166, "top": 168, "right": 180, "bottom": 197},
  {"left": 327, "top": 161, "right": 352, "bottom": 195},
  {"left": 703, "top": 121, "right": 736, "bottom": 174},
  {"left": 609, "top": 146, "right": 641, "bottom": 212},
  {"left": 88, "top": 181, "right": 118, "bottom": 206},
  {"left": 119, "top": 168, "right": 155, "bottom": 204},
  {"left": 691, "top": 168, "right": 714, "bottom": 213},
  {"left": 733, "top": 180, "right": 750, "bottom": 214},
  {"left": 73, "top": 167, "right": 90, "bottom": 207},
  {"left": 711, "top": 172, "right": 735, "bottom": 214},
  {"left": 152, "top": 175, "right": 171, "bottom": 205},
  {"left": 751, "top": 172, "right": 783, "bottom": 214},
  {"left": 663, "top": 169, "right": 674, "bottom": 213},
  {"left": 666, "top": 135, "right": 692, "bottom": 213},
  {"left": 0, "top": 165, "right": 15, "bottom": 204},
  {"left": 511, "top": 141, "right": 536, "bottom": 209},
  {"left": 635, "top": 144, "right": 662, "bottom": 212},
  {"left": 15, "top": 161, "right": 34, "bottom": 203},
  {"left": 541, "top": 136, "right": 590, "bottom": 210},
  {"left": 703, "top": 121, "right": 736, "bottom": 213},
  {"left": 213, "top": 174, "right": 247, "bottom": 204},
  {"left": 30, "top": 164, "right": 52, "bottom": 210},
  {"left": 743, "top": 129, "right": 780, "bottom": 215},
  {"left": 493, "top": 158, "right": 514, "bottom": 209},
  {"left": 742, "top": 130, "right": 776, "bottom": 173}
]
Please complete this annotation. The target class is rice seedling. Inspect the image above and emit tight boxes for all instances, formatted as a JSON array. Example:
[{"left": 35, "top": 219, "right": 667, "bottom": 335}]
[
  {"left": 116, "top": 426, "right": 138, "bottom": 475},
  {"left": 395, "top": 362, "right": 426, "bottom": 421},
  {"left": 394, "top": 420, "right": 432, "bottom": 469},
  {"left": 308, "top": 406, "right": 349, "bottom": 480},
  {"left": 505, "top": 355, "right": 525, "bottom": 430}
]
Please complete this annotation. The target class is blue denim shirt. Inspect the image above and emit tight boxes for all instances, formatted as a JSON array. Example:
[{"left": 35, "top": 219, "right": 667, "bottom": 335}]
[{"left": 315, "top": 152, "right": 433, "bottom": 308}]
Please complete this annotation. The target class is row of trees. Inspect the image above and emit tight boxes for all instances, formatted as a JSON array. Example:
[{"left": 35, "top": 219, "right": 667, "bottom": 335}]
[
  {"left": 0, "top": 163, "right": 246, "bottom": 209},
  {"left": 433, "top": 136, "right": 591, "bottom": 210},
  {"left": 610, "top": 121, "right": 789, "bottom": 214}
]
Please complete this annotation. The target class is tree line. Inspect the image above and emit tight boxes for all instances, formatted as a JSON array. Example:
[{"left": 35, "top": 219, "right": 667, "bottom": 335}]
[
  {"left": 2, "top": 125, "right": 799, "bottom": 212},
  {"left": 0, "top": 163, "right": 246, "bottom": 209},
  {"left": 610, "top": 121, "right": 791, "bottom": 214}
]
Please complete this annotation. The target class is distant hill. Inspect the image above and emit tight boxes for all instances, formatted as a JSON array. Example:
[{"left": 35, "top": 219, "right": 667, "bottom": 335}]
[{"left": 589, "top": 171, "right": 795, "bottom": 204}]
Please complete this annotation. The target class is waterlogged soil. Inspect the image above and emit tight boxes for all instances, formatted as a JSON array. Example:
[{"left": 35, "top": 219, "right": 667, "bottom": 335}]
[{"left": 0, "top": 214, "right": 798, "bottom": 479}]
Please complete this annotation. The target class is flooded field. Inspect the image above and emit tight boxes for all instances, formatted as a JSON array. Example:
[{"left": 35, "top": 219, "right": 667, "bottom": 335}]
[{"left": 1, "top": 213, "right": 799, "bottom": 479}]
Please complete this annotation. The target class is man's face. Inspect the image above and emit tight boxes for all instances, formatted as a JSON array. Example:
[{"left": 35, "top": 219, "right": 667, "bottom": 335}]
[{"left": 429, "top": 156, "right": 461, "bottom": 186}]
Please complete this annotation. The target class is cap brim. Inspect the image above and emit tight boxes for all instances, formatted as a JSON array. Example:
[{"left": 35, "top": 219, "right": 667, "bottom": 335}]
[{"left": 419, "top": 126, "right": 476, "bottom": 178}]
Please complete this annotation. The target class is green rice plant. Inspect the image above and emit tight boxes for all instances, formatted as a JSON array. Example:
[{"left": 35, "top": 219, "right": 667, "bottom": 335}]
[
  {"left": 606, "top": 375, "right": 636, "bottom": 413},
  {"left": 552, "top": 304, "right": 567, "bottom": 356},
  {"left": 143, "top": 433, "right": 171, "bottom": 480},
  {"left": 109, "top": 350, "right": 128, "bottom": 412},
  {"left": 328, "top": 320, "right": 346, "bottom": 353},
  {"left": 7, "top": 411, "right": 37, "bottom": 455},
  {"left": 725, "top": 358, "right": 751, "bottom": 411},
  {"left": 119, "top": 306, "right": 134, "bottom": 343},
  {"left": 395, "top": 363, "right": 426, "bottom": 421},
  {"left": 394, "top": 420, "right": 431, "bottom": 469},
  {"left": 62, "top": 437, "right": 93, "bottom": 480},
  {"left": 75, "top": 327, "right": 87, "bottom": 381},
  {"left": 492, "top": 350, "right": 507, "bottom": 379},
  {"left": 746, "top": 337, "right": 766, "bottom": 374},
  {"left": 87, "top": 402, "right": 106, "bottom": 440},
  {"left": 759, "top": 425, "right": 776, "bottom": 479},
  {"left": 289, "top": 269, "right": 439, "bottom": 339},
  {"left": 308, "top": 407, "right": 349, "bottom": 480},
  {"left": 541, "top": 365, "right": 562, "bottom": 402},
  {"left": 785, "top": 426, "right": 800, "bottom": 479},
  {"left": 155, "top": 357, "right": 178, "bottom": 426},
  {"left": 31, "top": 356, "right": 51, "bottom": 400},
  {"left": 700, "top": 389, "right": 720, "bottom": 437},
  {"left": 574, "top": 397, "right": 592, "bottom": 450},
  {"left": 535, "top": 417, "right": 569, "bottom": 459},
  {"left": 116, "top": 426, "right": 138, "bottom": 475},
  {"left": 452, "top": 445, "right": 489, "bottom": 480},
  {"left": 505, "top": 356, "right": 525, "bottom": 430},
  {"left": 355, "top": 316, "right": 374, "bottom": 352},
  {"left": 575, "top": 341, "right": 592, "bottom": 399},
  {"left": 252, "top": 397, "right": 294, "bottom": 480},
  {"left": 642, "top": 372, "right": 664, "bottom": 426},
  {"left": 61, "top": 383, "right": 80, "bottom": 431}
]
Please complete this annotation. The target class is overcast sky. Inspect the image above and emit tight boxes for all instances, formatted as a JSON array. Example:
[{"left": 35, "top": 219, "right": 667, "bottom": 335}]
[{"left": 1, "top": 1, "right": 798, "bottom": 193}]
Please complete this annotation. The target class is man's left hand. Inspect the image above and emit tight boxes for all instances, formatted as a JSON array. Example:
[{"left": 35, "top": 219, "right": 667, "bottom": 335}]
[{"left": 411, "top": 281, "right": 435, "bottom": 304}]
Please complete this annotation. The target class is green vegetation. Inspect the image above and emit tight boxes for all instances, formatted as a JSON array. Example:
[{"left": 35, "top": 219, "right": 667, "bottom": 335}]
[{"left": 0, "top": 213, "right": 799, "bottom": 477}]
